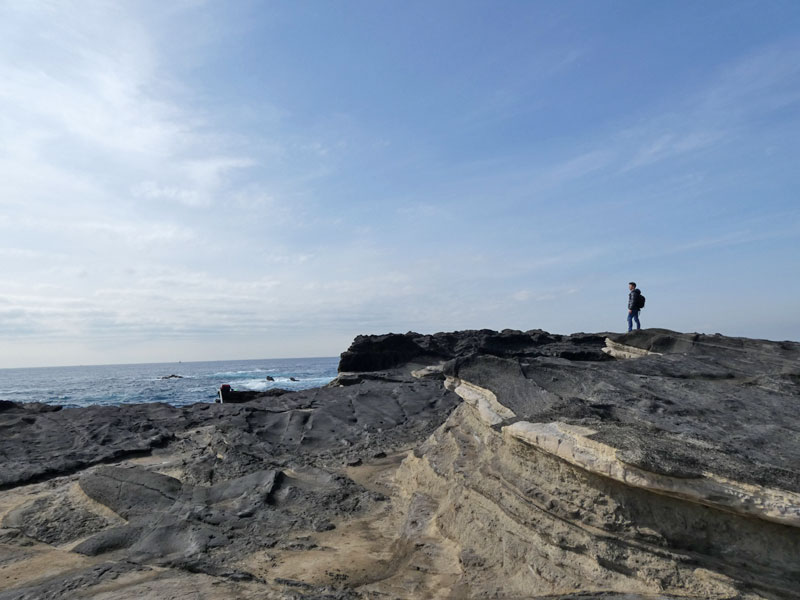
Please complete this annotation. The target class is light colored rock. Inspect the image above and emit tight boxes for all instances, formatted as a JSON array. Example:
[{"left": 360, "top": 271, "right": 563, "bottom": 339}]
[
  {"left": 602, "top": 338, "right": 661, "bottom": 359},
  {"left": 444, "top": 376, "right": 515, "bottom": 425},
  {"left": 411, "top": 364, "right": 445, "bottom": 379},
  {"left": 504, "top": 420, "right": 800, "bottom": 528},
  {"left": 389, "top": 402, "right": 765, "bottom": 599}
]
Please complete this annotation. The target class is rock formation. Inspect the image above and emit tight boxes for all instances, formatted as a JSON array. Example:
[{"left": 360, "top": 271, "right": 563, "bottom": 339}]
[{"left": 0, "top": 328, "right": 798, "bottom": 599}]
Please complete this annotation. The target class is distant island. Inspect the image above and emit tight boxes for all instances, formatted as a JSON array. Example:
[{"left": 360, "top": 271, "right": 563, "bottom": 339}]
[{"left": 0, "top": 328, "right": 798, "bottom": 598}]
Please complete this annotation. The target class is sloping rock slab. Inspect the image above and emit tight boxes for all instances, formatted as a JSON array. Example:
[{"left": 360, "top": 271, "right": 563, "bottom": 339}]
[{"left": 79, "top": 466, "right": 183, "bottom": 519}]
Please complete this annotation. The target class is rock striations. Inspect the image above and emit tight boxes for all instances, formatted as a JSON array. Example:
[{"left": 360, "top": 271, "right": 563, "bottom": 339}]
[{"left": 1, "top": 328, "right": 799, "bottom": 599}]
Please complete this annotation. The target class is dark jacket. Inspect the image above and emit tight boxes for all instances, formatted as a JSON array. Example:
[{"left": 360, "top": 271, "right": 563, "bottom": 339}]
[{"left": 628, "top": 288, "right": 642, "bottom": 310}]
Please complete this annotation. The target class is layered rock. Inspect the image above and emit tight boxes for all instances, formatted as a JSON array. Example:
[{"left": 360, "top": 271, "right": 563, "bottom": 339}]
[
  {"left": 387, "top": 329, "right": 800, "bottom": 598},
  {"left": 1, "top": 328, "right": 798, "bottom": 599}
]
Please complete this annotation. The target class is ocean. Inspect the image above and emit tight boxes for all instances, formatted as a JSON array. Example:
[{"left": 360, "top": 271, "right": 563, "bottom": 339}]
[{"left": 0, "top": 357, "right": 339, "bottom": 408}]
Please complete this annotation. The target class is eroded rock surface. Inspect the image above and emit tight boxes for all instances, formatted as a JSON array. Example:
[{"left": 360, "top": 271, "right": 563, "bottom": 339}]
[{"left": 1, "top": 328, "right": 798, "bottom": 599}]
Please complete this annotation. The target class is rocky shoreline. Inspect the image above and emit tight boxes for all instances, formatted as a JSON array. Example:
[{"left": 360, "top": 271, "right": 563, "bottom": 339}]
[{"left": 1, "top": 328, "right": 798, "bottom": 599}]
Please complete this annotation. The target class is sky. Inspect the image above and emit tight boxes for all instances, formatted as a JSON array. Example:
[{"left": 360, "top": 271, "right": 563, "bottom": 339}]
[{"left": 1, "top": 1, "right": 799, "bottom": 368}]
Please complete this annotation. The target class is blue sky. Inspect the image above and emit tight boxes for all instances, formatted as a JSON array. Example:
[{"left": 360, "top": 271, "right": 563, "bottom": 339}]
[{"left": 1, "top": 1, "right": 799, "bottom": 367}]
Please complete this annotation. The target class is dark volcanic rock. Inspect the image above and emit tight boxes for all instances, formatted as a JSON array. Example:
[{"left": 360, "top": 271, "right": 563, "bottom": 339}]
[
  {"left": 444, "top": 329, "right": 800, "bottom": 493},
  {"left": 1, "top": 327, "right": 799, "bottom": 599},
  {"left": 0, "top": 402, "right": 178, "bottom": 489},
  {"left": 216, "top": 388, "right": 287, "bottom": 403},
  {"left": 79, "top": 466, "right": 183, "bottom": 519},
  {"left": 0, "top": 372, "right": 455, "bottom": 490},
  {"left": 338, "top": 333, "right": 430, "bottom": 371},
  {"left": 0, "top": 370, "right": 461, "bottom": 600},
  {"left": 0, "top": 368, "right": 460, "bottom": 571},
  {"left": 338, "top": 328, "right": 611, "bottom": 372}
]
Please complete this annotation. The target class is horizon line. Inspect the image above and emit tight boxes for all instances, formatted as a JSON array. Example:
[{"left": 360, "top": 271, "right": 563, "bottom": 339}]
[{"left": 0, "top": 355, "right": 341, "bottom": 372}]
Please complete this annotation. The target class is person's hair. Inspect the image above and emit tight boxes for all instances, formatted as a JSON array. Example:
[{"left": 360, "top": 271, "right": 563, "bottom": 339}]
[{"left": 629, "top": 281, "right": 636, "bottom": 288}]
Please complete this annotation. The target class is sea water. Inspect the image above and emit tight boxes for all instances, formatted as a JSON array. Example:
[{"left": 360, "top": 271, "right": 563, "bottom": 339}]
[{"left": 0, "top": 357, "right": 339, "bottom": 408}]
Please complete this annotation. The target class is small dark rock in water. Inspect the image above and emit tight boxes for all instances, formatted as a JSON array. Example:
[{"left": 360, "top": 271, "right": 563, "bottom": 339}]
[
  {"left": 266, "top": 375, "right": 275, "bottom": 381},
  {"left": 159, "top": 374, "right": 183, "bottom": 380},
  {"left": 289, "top": 377, "right": 299, "bottom": 381}
]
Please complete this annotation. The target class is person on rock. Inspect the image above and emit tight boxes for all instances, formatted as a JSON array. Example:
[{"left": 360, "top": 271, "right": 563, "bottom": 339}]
[{"left": 627, "top": 281, "right": 643, "bottom": 332}]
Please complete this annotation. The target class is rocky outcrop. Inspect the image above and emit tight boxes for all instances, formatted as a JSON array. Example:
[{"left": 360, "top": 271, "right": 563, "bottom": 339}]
[
  {"left": 1, "top": 328, "right": 799, "bottom": 599},
  {"left": 338, "top": 329, "right": 611, "bottom": 372},
  {"left": 387, "top": 329, "right": 800, "bottom": 598}
]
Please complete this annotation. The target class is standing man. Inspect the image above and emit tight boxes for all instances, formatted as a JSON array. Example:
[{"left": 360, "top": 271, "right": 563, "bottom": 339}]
[{"left": 627, "top": 282, "right": 643, "bottom": 332}]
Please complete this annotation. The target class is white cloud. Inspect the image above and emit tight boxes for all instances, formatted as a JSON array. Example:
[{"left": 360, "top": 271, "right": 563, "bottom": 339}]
[
  {"left": 520, "top": 39, "right": 800, "bottom": 184},
  {"left": 133, "top": 181, "right": 203, "bottom": 207},
  {"left": 0, "top": 1, "right": 260, "bottom": 217},
  {"left": 545, "top": 149, "right": 615, "bottom": 183},
  {"left": 621, "top": 130, "right": 722, "bottom": 172},
  {"left": 699, "top": 40, "right": 800, "bottom": 116}
]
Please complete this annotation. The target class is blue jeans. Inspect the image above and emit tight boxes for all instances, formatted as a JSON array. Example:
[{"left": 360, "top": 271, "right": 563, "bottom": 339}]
[{"left": 627, "top": 310, "right": 640, "bottom": 332}]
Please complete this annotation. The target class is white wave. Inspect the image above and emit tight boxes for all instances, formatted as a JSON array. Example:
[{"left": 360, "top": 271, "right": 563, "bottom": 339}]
[
  {"left": 235, "top": 376, "right": 334, "bottom": 392},
  {"left": 211, "top": 369, "right": 270, "bottom": 377}
]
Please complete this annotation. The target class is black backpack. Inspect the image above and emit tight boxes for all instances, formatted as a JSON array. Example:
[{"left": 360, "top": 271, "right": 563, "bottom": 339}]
[{"left": 635, "top": 291, "right": 646, "bottom": 310}]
